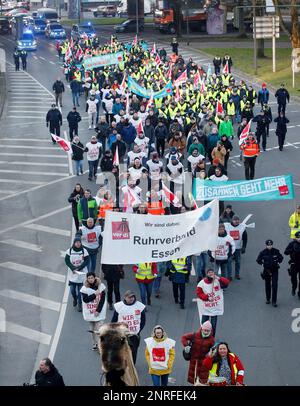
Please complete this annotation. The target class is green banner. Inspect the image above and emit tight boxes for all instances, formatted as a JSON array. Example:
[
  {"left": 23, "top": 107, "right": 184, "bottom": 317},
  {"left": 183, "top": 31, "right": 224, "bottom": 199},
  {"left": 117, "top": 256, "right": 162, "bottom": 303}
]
[
  {"left": 83, "top": 52, "right": 123, "bottom": 69},
  {"left": 193, "top": 175, "right": 294, "bottom": 201}
]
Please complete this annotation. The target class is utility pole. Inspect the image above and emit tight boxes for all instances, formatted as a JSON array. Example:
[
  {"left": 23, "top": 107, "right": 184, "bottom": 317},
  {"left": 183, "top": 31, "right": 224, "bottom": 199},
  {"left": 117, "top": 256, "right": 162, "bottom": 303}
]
[
  {"left": 136, "top": 0, "right": 139, "bottom": 36},
  {"left": 185, "top": 0, "right": 189, "bottom": 46},
  {"left": 253, "top": 0, "right": 257, "bottom": 75}
]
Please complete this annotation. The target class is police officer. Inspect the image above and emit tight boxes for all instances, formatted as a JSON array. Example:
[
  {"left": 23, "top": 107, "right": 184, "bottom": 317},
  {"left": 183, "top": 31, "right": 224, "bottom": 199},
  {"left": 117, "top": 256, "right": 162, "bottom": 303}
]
[
  {"left": 67, "top": 106, "right": 82, "bottom": 141},
  {"left": 166, "top": 257, "right": 191, "bottom": 309},
  {"left": 256, "top": 240, "right": 283, "bottom": 307},
  {"left": 20, "top": 50, "right": 27, "bottom": 71},
  {"left": 284, "top": 231, "right": 300, "bottom": 298},
  {"left": 46, "top": 103, "right": 63, "bottom": 142},
  {"left": 13, "top": 48, "right": 20, "bottom": 71},
  {"left": 275, "top": 83, "right": 290, "bottom": 115},
  {"left": 171, "top": 38, "right": 179, "bottom": 56},
  {"left": 253, "top": 110, "right": 271, "bottom": 151}
]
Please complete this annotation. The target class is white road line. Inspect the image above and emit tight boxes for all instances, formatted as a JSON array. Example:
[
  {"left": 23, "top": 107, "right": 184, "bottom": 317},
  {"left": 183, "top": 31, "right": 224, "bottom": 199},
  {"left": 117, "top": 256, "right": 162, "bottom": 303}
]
[
  {"left": 0, "top": 161, "right": 68, "bottom": 167},
  {"left": 0, "top": 138, "right": 50, "bottom": 142},
  {"left": 294, "top": 183, "right": 300, "bottom": 187},
  {"left": 48, "top": 222, "right": 75, "bottom": 361},
  {"left": 0, "top": 262, "right": 66, "bottom": 283},
  {"left": 0, "top": 239, "right": 43, "bottom": 252},
  {"left": 0, "top": 290, "right": 60, "bottom": 312},
  {"left": 0, "top": 145, "right": 60, "bottom": 150},
  {"left": 0, "top": 205, "right": 70, "bottom": 233},
  {"left": 0, "top": 169, "right": 68, "bottom": 177},
  {"left": 33, "top": 55, "right": 38, "bottom": 60},
  {"left": 49, "top": 61, "right": 55, "bottom": 65},
  {"left": 0, "top": 190, "right": 15, "bottom": 194},
  {"left": 286, "top": 142, "right": 299, "bottom": 149},
  {"left": 39, "top": 56, "right": 46, "bottom": 61},
  {"left": 0, "top": 153, "right": 66, "bottom": 158},
  {"left": 8, "top": 110, "right": 49, "bottom": 113},
  {"left": 0, "top": 179, "right": 44, "bottom": 185},
  {"left": 6, "top": 322, "right": 52, "bottom": 345},
  {"left": 7, "top": 115, "right": 49, "bottom": 119},
  {"left": 24, "top": 224, "right": 71, "bottom": 237}
]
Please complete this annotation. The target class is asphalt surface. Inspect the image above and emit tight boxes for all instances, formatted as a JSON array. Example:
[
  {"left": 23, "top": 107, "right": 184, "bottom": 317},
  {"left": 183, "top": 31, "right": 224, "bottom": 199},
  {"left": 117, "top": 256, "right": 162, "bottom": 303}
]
[{"left": 0, "top": 26, "right": 300, "bottom": 386}]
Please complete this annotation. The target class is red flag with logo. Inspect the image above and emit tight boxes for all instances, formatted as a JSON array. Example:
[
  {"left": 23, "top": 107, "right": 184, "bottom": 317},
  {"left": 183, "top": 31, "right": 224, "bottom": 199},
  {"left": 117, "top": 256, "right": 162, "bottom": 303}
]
[
  {"left": 150, "top": 43, "right": 156, "bottom": 56},
  {"left": 51, "top": 134, "right": 72, "bottom": 154},
  {"left": 174, "top": 86, "right": 180, "bottom": 102},
  {"left": 137, "top": 120, "right": 144, "bottom": 134},
  {"left": 146, "top": 93, "right": 154, "bottom": 112},
  {"left": 113, "top": 145, "right": 119, "bottom": 166},
  {"left": 75, "top": 46, "right": 83, "bottom": 60},
  {"left": 162, "top": 183, "right": 179, "bottom": 205},
  {"left": 194, "top": 70, "right": 201, "bottom": 88},
  {"left": 200, "top": 80, "right": 206, "bottom": 93},
  {"left": 155, "top": 54, "right": 162, "bottom": 66},
  {"left": 174, "top": 69, "right": 187, "bottom": 86},
  {"left": 239, "top": 119, "right": 252, "bottom": 146},
  {"left": 223, "top": 61, "right": 229, "bottom": 75},
  {"left": 132, "top": 34, "right": 138, "bottom": 47}
]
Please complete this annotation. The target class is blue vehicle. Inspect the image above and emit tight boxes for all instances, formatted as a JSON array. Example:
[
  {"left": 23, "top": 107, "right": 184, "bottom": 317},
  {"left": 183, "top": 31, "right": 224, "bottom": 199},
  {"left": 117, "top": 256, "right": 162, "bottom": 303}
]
[
  {"left": 16, "top": 31, "right": 37, "bottom": 51},
  {"left": 45, "top": 22, "right": 66, "bottom": 39},
  {"left": 32, "top": 18, "right": 46, "bottom": 34},
  {"left": 71, "top": 22, "right": 96, "bottom": 40}
]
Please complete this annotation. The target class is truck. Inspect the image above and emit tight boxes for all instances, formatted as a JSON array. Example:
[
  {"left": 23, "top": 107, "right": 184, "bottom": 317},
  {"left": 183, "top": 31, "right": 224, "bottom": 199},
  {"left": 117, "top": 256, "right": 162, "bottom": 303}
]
[{"left": 154, "top": 0, "right": 207, "bottom": 34}]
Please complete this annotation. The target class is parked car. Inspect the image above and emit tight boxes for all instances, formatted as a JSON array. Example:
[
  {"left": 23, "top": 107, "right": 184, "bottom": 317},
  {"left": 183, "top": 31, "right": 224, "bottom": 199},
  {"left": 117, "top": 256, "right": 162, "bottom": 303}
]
[
  {"left": 71, "top": 22, "right": 96, "bottom": 40},
  {"left": 45, "top": 22, "right": 66, "bottom": 39},
  {"left": 16, "top": 30, "right": 37, "bottom": 50},
  {"left": 0, "top": 17, "right": 12, "bottom": 34},
  {"left": 36, "top": 8, "right": 59, "bottom": 23},
  {"left": 115, "top": 19, "right": 144, "bottom": 33},
  {"left": 93, "top": 5, "right": 117, "bottom": 17}
]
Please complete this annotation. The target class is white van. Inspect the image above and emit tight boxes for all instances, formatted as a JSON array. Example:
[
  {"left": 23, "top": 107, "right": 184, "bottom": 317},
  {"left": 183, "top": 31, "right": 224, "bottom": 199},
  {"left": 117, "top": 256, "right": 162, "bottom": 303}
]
[{"left": 36, "top": 8, "right": 59, "bottom": 23}]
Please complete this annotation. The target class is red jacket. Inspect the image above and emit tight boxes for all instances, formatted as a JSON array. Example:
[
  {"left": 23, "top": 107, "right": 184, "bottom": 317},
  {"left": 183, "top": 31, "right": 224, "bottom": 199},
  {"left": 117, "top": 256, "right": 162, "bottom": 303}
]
[
  {"left": 181, "top": 328, "right": 215, "bottom": 384},
  {"left": 202, "top": 353, "right": 245, "bottom": 385},
  {"left": 196, "top": 277, "right": 230, "bottom": 301}
]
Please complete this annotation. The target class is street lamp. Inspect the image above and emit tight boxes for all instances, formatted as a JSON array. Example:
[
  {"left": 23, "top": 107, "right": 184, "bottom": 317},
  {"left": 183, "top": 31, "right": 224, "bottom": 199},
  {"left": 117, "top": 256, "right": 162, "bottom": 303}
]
[
  {"left": 185, "top": 0, "right": 189, "bottom": 46},
  {"left": 136, "top": 0, "right": 139, "bottom": 36}
]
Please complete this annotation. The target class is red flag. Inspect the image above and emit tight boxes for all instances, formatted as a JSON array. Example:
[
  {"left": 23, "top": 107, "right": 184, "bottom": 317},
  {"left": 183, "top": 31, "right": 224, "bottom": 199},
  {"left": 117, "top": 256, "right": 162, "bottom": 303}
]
[
  {"left": 65, "top": 45, "right": 72, "bottom": 61},
  {"left": 51, "top": 134, "right": 71, "bottom": 154},
  {"left": 150, "top": 43, "right": 156, "bottom": 56},
  {"left": 166, "top": 66, "right": 172, "bottom": 80},
  {"left": 146, "top": 93, "right": 154, "bottom": 112},
  {"left": 217, "top": 100, "right": 223, "bottom": 114},
  {"left": 200, "top": 80, "right": 206, "bottom": 93},
  {"left": 162, "top": 183, "right": 179, "bottom": 205},
  {"left": 194, "top": 70, "right": 201, "bottom": 88},
  {"left": 223, "top": 61, "right": 229, "bottom": 75},
  {"left": 75, "top": 46, "right": 83, "bottom": 60},
  {"left": 155, "top": 54, "right": 161, "bottom": 66},
  {"left": 113, "top": 145, "right": 120, "bottom": 166},
  {"left": 137, "top": 120, "right": 144, "bottom": 134},
  {"left": 123, "top": 187, "right": 141, "bottom": 211},
  {"left": 188, "top": 192, "right": 198, "bottom": 210},
  {"left": 239, "top": 119, "right": 252, "bottom": 146},
  {"left": 70, "top": 37, "right": 74, "bottom": 50},
  {"left": 174, "top": 70, "right": 187, "bottom": 86},
  {"left": 120, "top": 74, "right": 127, "bottom": 92},
  {"left": 174, "top": 86, "right": 180, "bottom": 102},
  {"left": 132, "top": 34, "right": 138, "bottom": 47}
]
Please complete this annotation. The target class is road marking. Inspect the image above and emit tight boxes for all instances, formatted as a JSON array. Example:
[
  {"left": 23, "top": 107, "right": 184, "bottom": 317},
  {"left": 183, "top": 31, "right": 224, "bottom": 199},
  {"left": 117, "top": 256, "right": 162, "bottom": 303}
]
[
  {"left": 33, "top": 55, "right": 38, "bottom": 60},
  {"left": 286, "top": 142, "right": 299, "bottom": 149},
  {"left": 8, "top": 110, "right": 49, "bottom": 113},
  {"left": 48, "top": 222, "right": 75, "bottom": 361},
  {"left": 0, "top": 169, "right": 68, "bottom": 177},
  {"left": 39, "top": 56, "right": 46, "bottom": 61},
  {"left": 0, "top": 239, "right": 43, "bottom": 252},
  {"left": 7, "top": 115, "right": 50, "bottom": 119},
  {"left": 0, "top": 153, "right": 66, "bottom": 158},
  {"left": 0, "top": 190, "right": 15, "bottom": 194},
  {"left": 0, "top": 205, "right": 70, "bottom": 234},
  {"left": 49, "top": 61, "right": 55, "bottom": 65},
  {"left": 0, "top": 138, "right": 50, "bottom": 142},
  {"left": 24, "top": 224, "right": 71, "bottom": 237},
  {"left": 0, "top": 262, "right": 66, "bottom": 283},
  {"left": 6, "top": 322, "right": 52, "bottom": 345},
  {"left": 0, "top": 290, "right": 60, "bottom": 312},
  {"left": 0, "top": 146, "right": 65, "bottom": 152},
  {"left": 0, "top": 161, "right": 68, "bottom": 167},
  {"left": 0, "top": 179, "right": 44, "bottom": 185}
]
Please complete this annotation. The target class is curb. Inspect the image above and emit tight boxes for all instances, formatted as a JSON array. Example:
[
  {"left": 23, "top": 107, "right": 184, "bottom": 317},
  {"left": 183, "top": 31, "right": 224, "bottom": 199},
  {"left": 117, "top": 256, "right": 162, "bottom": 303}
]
[{"left": 0, "top": 72, "right": 6, "bottom": 119}]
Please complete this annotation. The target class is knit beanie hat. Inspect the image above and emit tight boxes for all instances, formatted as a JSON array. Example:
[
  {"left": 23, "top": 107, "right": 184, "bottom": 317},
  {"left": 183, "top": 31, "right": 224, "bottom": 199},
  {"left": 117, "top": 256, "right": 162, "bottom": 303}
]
[{"left": 202, "top": 321, "right": 212, "bottom": 331}]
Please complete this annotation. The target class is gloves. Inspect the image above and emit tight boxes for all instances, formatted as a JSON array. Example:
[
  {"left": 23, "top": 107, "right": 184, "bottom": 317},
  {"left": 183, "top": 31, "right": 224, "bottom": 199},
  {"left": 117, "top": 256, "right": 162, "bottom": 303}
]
[{"left": 241, "top": 247, "right": 246, "bottom": 254}]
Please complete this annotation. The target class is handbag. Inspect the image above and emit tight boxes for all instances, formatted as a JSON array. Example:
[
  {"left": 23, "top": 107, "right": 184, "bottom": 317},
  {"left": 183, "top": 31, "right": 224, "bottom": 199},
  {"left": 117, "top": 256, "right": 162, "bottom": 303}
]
[{"left": 182, "top": 333, "right": 195, "bottom": 361}]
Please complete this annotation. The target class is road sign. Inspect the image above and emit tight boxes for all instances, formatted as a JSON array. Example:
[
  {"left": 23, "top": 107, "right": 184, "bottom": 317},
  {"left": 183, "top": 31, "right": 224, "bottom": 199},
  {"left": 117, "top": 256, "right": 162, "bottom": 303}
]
[{"left": 253, "top": 16, "right": 280, "bottom": 39}]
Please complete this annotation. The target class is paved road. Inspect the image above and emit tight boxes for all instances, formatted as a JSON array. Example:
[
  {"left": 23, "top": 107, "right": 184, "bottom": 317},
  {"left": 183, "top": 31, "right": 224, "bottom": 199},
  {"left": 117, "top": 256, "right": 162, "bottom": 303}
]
[{"left": 0, "top": 29, "right": 300, "bottom": 386}]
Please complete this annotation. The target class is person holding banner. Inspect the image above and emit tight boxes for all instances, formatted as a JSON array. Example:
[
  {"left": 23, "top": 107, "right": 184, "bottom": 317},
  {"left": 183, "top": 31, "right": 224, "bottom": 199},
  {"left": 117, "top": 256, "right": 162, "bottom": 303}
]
[
  {"left": 225, "top": 216, "right": 248, "bottom": 280},
  {"left": 208, "top": 223, "right": 235, "bottom": 280},
  {"left": 196, "top": 269, "right": 230, "bottom": 336},
  {"left": 166, "top": 257, "right": 192, "bottom": 310}
]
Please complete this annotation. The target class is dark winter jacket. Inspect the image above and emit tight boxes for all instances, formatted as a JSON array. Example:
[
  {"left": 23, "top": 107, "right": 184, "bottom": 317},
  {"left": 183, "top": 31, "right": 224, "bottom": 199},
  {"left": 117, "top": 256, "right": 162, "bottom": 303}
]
[
  {"left": 46, "top": 109, "right": 62, "bottom": 126},
  {"left": 111, "top": 140, "right": 126, "bottom": 159},
  {"left": 274, "top": 116, "right": 289, "bottom": 135},
  {"left": 71, "top": 141, "right": 84, "bottom": 161},
  {"left": 154, "top": 124, "right": 168, "bottom": 140},
  {"left": 70, "top": 79, "right": 81, "bottom": 93},
  {"left": 256, "top": 248, "right": 283, "bottom": 271},
  {"left": 121, "top": 124, "right": 137, "bottom": 145},
  {"left": 35, "top": 368, "right": 65, "bottom": 387},
  {"left": 258, "top": 88, "right": 269, "bottom": 105},
  {"left": 100, "top": 155, "right": 114, "bottom": 172},
  {"left": 275, "top": 88, "right": 290, "bottom": 105},
  {"left": 68, "top": 187, "right": 84, "bottom": 217},
  {"left": 67, "top": 111, "right": 81, "bottom": 127},
  {"left": 96, "top": 121, "right": 110, "bottom": 141},
  {"left": 52, "top": 80, "right": 65, "bottom": 94},
  {"left": 102, "top": 264, "right": 124, "bottom": 282},
  {"left": 181, "top": 328, "right": 215, "bottom": 384},
  {"left": 284, "top": 240, "right": 300, "bottom": 265}
]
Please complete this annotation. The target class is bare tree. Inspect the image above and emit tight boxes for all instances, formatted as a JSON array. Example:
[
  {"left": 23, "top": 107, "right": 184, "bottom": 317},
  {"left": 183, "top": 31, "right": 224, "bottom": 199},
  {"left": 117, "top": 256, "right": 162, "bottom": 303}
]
[{"left": 273, "top": 0, "right": 300, "bottom": 48}]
